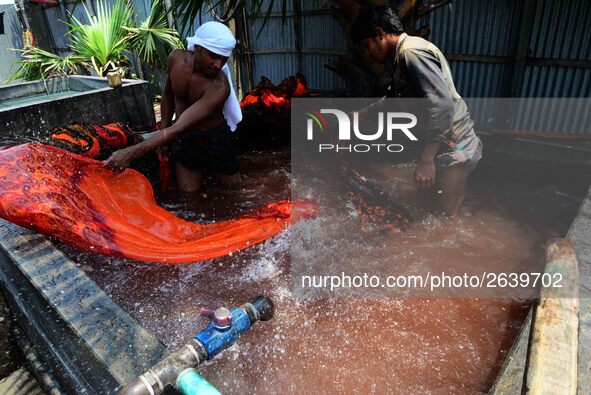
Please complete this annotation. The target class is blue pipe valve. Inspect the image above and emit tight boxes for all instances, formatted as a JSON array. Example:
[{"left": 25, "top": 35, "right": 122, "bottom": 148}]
[
  {"left": 193, "top": 297, "right": 274, "bottom": 360},
  {"left": 118, "top": 297, "right": 274, "bottom": 395},
  {"left": 200, "top": 306, "right": 233, "bottom": 330}
]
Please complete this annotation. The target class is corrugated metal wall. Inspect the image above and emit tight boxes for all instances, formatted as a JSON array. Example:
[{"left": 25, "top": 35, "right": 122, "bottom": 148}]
[
  {"left": 520, "top": 0, "right": 591, "bottom": 97},
  {"left": 244, "top": 0, "right": 347, "bottom": 90},
  {"left": 18, "top": 0, "right": 591, "bottom": 96},
  {"left": 428, "top": 0, "right": 591, "bottom": 98},
  {"left": 0, "top": 3, "right": 24, "bottom": 84},
  {"left": 39, "top": 0, "right": 121, "bottom": 57}
]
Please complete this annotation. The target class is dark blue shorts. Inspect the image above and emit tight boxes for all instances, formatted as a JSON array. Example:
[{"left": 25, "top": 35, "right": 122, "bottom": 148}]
[{"left": 171, "top": 122, "right": 240, "bottom": 175}]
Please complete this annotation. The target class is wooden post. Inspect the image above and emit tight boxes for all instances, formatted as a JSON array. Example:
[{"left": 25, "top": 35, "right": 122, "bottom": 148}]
[
  {"left": 293, "top": 0, "right": 303, "bottom": 74},
  {"left": 163, "top": 0, "right": 176, "bottom": 31},
  {"left": 509, "top": 0, "right": 537, "bottom": 97},
  {"left": 228, "top": 18, "right": 242, "bottom": 100},
  {"left": 235, "top": 3, "right": 254, "bottom": 91},
  {"left": 525, "top": 238, "right": 579, "bottom": 394}
]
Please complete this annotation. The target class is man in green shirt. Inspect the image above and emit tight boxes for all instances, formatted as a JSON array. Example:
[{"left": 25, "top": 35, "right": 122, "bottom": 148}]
[{"left": 351, "top": 5, "right": 482, "bottom": 217}]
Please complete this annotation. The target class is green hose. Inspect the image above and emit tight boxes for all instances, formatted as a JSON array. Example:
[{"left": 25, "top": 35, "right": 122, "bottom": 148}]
[{"left": 176, "top": 369, "right": 221, "bottom": 395}]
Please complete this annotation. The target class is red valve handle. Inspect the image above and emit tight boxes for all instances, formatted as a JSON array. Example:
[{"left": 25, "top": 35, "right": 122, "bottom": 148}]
[
  {"left": 200, "top": 307, "right": 233, "bottom": 327},
  {"left": 199, "top": 307, "right": 215, "bottom": 319}
]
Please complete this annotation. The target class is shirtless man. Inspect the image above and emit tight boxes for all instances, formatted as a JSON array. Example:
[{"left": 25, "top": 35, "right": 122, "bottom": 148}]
[{"left": 104, "top": 22, "right": 242, "bottom": 192}]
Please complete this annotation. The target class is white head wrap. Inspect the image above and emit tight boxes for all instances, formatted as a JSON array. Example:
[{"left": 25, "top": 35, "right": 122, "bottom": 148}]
[{"left": 186, "top": 22, "right": 242, "bottom": 131}]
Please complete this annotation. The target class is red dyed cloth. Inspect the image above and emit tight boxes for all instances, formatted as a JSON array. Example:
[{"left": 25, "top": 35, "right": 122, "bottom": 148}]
[
  {"left": 239, "top": 74, "right": 309, "bottom": 112},
  {"left": 46, "top": 123, "right": 135, "bottom": 159},
  {"left": 0, "top": 144, "right": 317, "bottom": 263}
]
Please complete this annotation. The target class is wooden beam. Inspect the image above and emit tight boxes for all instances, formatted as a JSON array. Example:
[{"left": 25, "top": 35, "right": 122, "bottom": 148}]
[
  {"left": 293, "top": 0, "right": 302, "bottom": 74},
  {"left": 525, "top": 238, "right": 579, "bottom": 395},
  {"left": 248, "top": 48, "right": 349, "bottom": 56},
  {"left": 526, "top": 58, "right": 591, "bottom": 70},
  {"left": 444, "top": 53, "right": 513, "bottom": 64},
  {"left": 509, "top": 0, "right": 537, "bottom": 97}
]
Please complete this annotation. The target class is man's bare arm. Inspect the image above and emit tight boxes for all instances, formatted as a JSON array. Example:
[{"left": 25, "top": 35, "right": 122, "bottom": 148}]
[
  {"left": 103, "top": 79, "right": 230, "bottom": 171},
  {"left": 134, "top": 83, "right": 228, "bottom": 154}
]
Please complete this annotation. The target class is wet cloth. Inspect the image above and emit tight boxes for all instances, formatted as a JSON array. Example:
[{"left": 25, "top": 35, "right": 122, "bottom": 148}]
[
  {"left": 170, "top": 121, "right": 239, "bottom": 175},
  {"left": 186, "top": 22, "right": 242, "bottom": 131},
  {"left": 434, "top": 129, "right": 483, "bottom": 169},
  {"left": 0, "top": 143, "right": 318, "bottom": 264},
  {"left": 46, "top": 123, "right": 134, "bottom": 159}
]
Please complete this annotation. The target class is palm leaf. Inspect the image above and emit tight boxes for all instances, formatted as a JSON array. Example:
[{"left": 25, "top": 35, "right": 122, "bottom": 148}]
[
  {"left": 174, "top": 0, "right": 285, "bottom": 37},
  {"left": 67, "top": 0, "right": 134, "bottom": 75},
  {"left": 7, "top": 47, "right": 83, "bottom": 82},
  {"left": 126, "top": 0, "right": 184, "bottom": 68}
]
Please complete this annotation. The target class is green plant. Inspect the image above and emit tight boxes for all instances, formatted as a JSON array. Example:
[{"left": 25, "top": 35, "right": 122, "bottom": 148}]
[
  {"left": 7, "top": 47, "right": 83, "bottom": 82},
  {"left": 125, "top": 0, "right": 184, "bottom": 68},
  {"left": 9, "top": 0, "right": 183, "bottom": 82},
  {"left": 174, "top": 0, "right": 288, "bottom": 38},
  {"left": 67, "top": 0, "right": 134, "bottom": 76}
]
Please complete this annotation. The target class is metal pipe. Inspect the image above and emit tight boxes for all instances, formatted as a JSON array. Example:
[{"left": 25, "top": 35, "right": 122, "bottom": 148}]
[{"left": 118, "top": 296, "right": 274, "bottom": 395}]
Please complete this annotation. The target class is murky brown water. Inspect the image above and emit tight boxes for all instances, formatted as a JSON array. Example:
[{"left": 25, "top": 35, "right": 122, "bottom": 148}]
[{"left": 62, "top": 152, "right": 582, "bottom": 394}]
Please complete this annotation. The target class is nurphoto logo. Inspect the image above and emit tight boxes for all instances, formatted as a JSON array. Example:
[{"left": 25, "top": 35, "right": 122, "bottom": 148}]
[{"left": 306, "top": 109, "right": 418, "bottom": 153}]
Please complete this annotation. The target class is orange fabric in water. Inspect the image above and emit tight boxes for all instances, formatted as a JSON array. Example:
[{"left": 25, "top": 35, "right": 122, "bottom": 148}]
[{"left": 0, "top": 144, "right": 317, "bottom": 264}]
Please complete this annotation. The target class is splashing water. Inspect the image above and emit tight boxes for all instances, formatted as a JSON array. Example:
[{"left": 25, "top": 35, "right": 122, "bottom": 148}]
[{"left": 61, "top": 152, "right": 581, "bottom": 394}]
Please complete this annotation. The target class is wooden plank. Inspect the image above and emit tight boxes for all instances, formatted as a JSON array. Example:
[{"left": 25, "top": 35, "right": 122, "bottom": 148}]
[
  {"left": 509, "top": 0, "right": 537, "bottom": 97},
  {"left": 525, "top": 238, "right": 579, "bottom": 395},
  {"left": 567, "top": 185, "right": 591, "bottom": 394}
]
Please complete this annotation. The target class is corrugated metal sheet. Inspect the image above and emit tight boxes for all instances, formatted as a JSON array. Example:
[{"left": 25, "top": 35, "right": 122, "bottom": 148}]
[
  {"left": 41, "top": 4, "right": 70, "bottom": 55},
  {"left": 428, "top": 0, "right": 522, "bottom": 97},
  {"left": 429, "top": 0, "right": 591, "bottom": 98},
  {"left": 250, "top": 53, "right": 296, "bottom": 84},
  {"left": 0, "top": 4, "right": 24, "bottom": 84},
  {"left": 34, "top": 0, "right": 591, "bottom": 100},
  {"left": 247, "top": 16, "right": 294, "bottom": 50},
  {"left": 429, "top": 0, "right": 522, "bottom": 57},
  {"left": 521, "top": 66, "right": 591, "bottom": 97},
  {"left": 300, "top": 13, "right": 347, "bottom": 50},
  {"left": 466, "top": 98, "right": 591, "bottom": 134},
  {"left": 530, "top": 0, "right": 591, "bottom": 60},
  {"left": 245, "top": 0, "right": 346, "bottom": 90},
  {"left": 520, "top": 0, "right": 591, "bottom": 97},
  {"left": 301, "top": 53, "right": 343, "bottom": 90},
  {"left": 299, "top": 9, "right": 347, "bottom": 90},
  {"left": 446, "top": 60, "right": 513, "bottom": 97},
  {"left": 511, "top": 98, "right": 591, "bottom": 133}
]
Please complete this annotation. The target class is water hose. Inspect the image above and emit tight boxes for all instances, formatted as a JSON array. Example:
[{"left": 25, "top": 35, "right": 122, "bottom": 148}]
[
  {"left": 177, "top": 369, "right": 221, "bottom": 395},
  {"left": 118, "top": 296, "right": 274, "bottom": 395}
]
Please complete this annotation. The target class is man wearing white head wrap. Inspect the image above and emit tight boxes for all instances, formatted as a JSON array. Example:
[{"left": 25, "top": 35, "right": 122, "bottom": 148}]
[
  {"left": 186, "top": 22, "right": 242, "bottom": 131},
  {"left": 104, "top": 21, "right": 243, "bottom": 192}
]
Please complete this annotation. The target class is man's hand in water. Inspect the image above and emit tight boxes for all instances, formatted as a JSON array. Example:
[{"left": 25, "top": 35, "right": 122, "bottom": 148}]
[
  {"left": 415, "top": 141, "right": 441, "bottom": 188},
  {"left": 414, "top": 160, "right": 436, "bottom": 188},
  {"left": 103, "top": 147, "right": 136, "bottom": 172}
]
